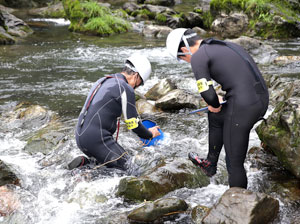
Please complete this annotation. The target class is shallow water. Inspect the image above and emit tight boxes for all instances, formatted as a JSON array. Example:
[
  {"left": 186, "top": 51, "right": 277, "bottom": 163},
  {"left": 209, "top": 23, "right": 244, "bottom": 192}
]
[{"left": 0, "top": 19, "right": 299, "bottom": 223}]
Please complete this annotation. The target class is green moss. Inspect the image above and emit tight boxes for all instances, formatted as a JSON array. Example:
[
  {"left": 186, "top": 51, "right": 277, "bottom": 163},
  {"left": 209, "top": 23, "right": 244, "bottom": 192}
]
[
  {"left": 62, "top": 0, "right": 131, "bottom": 36},
  {"left": 202, "top": 11, "right": 214, "bottom": 29},
  {"left": 210, "top": 0, "right": 300, "bottom": 38},
  {"left": 155, "top": 13, "right": 167, "bottom": 23},
  {"left": 131, "top": 9, "right": 155, "bottom": 20}
]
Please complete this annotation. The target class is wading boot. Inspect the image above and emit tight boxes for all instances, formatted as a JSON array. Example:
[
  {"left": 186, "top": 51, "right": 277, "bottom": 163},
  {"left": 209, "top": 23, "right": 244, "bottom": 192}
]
[
  {"left": 188, "top": 152, "right": 216, "bottom": 177},
  {"left": 67, "top": 156, "right": 90, "bottom": 170}
]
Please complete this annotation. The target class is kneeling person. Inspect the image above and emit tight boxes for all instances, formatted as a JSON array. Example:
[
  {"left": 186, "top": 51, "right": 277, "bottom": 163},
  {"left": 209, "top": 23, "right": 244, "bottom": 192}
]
[{"left": 68, "top": 54, "right": 160, "bottom": 171}]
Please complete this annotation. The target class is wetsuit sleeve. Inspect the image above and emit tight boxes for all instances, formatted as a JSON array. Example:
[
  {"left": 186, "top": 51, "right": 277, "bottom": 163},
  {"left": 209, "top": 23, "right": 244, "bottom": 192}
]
[
  {"left": 191, "top": 46, "right": 220, "bottom": 108},
  {"left": 121, "top": 86, "right": 153, "bottom": 139}
]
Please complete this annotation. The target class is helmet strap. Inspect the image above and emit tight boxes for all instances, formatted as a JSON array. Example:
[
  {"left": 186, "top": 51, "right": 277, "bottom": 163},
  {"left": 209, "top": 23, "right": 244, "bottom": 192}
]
[{"left": 177, "top": 33, "right": 197, "bottom": 57}]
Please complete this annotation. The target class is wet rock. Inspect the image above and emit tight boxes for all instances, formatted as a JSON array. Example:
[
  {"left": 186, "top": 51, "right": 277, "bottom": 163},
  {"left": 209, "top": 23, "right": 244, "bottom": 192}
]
[
  {"left": 142, "top": 24, "right": 172, "bottom": 38},
  {"left": 139, "top": 0, "right": 175, "bottom": 7},
  {"left": 202, "top": 187, "right": 279, "bottom": 224},
  {"left": 212, "top": 12, "right": 249, "bottom": 38},
  {"left": 0, "top": 185, "right": 20, "bottom": 216},
  {"left": 136, "top": 99, "right": 161, "bottom": 115},
  {"left": 256, "top": 80, "right": 300, "bottom": 178},
  {"left": 2, "top": 102, "right": 53, "bottom": 130},
  {"left": 0, "top": 160, "right": 19, "bottom": 186},
  {"left": 1, "top": 0, "right": 52, "bottom": 8},
  {"left": 116, "top": 157, "right": 210, "bottom": 202},
  {"left": 123, "top": 2, "right": 141, "bottom": 14},
  {"left": 226, "top": 36, "right": 278, "bottom": 64},
  {"left": 165, "top": 12, "right": 189, "bottom": 28},
  {"left": 248, "top": 147, "right": 300, "bottom": 204},
  {"left": 192, "top": 26, "right": 207, "bottom": 36},
  {"left": 186, "top": 12, "right": 204, "bottom": 28},
  {"left": 155, "top": 89, "right": 202, "bottom": 111},
  {"left": 24, "top": 119, "right": 67, "bottom": 155},
  {"left": 128, "top": 197, "right": 188, "bottom": 223},
  {"left": 28, "top": 2, "right": 65, "bottom": 18},
  {"left": 191, "top": 205, "right": 209, "bottom": 224},
  {"left": 0, "top": 10, "right": 33, "bottom": 39},
  {"left": 142, "top": 4, "right": 171, "bottom": 15},
  {"left": 145, "top": 78, "right": 177, "bottom": 101}
]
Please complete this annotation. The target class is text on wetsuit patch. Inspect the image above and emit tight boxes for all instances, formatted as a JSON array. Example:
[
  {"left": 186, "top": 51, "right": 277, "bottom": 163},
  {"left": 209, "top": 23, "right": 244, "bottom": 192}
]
[
  {"left": 197, "top": 78, "right": 213, "bottom": 93},
  {"left": 125, "top": 118, "right": 139, "bottom": 130}
]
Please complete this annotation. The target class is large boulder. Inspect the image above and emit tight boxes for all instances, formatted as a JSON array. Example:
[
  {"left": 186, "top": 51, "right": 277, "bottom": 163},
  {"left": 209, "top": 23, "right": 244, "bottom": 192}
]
[
  {"left": 226, "top": 36, "right": 278, "bottom": 64},
  {"left": 117, "top": 158, "right": 210, "bottom": 202},
  {"left": 140, "top": 0, "right": 175, "bottom": 7},
  {"left": 23, "top": 119, "right": 67, "bottom": 155},
  {"left": 128, "top": 197, "right": 188, "bottom": 223},
  {"left": 142, "top": 24, "right": 172, "bottom": 38},
  {"left": 256, "top": 80, "right": 300, "bottom": 178},
  {"left": 145, "top": 78, "right": 177, "bottom": 101},
  {"left": 212, "top": 12, "right": 249, "bottom": 38},
  {"left": 201, "top": 187, "right": 279, "bottom": 224},
  {"left": 155, "top": 89, "right": 203, "bottom": 111},
  {"left": 0, "top": 10, "right": 33, "bottom": 44},
  {"left": 28, "top": 2, "right": 65, "bottom": 18}
]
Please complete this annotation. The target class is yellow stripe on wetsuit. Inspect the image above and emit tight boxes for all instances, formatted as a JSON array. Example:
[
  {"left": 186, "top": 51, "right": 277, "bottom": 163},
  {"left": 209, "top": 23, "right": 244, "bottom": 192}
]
[
  {"left": 197, "top": 78, "right": 213, "bottom": 93},
  {"left": 125, "top": 117, "right": 139, "bottom": 130}
]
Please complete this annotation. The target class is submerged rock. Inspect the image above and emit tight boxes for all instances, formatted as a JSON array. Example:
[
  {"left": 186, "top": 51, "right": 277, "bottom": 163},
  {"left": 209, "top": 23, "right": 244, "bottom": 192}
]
[
  {"left": 117, "top": 157, "right": 210, "bottom": 202},
  {"left": 0, "top": 185, "right": 20, "bottom": 217},
  {"left": 128, "top": 197, "right": 188, "bottom": 223},
  {"left": 201, "top": 187, "right": 279, "bottom": 224},
  {"left": 0, "top": 160, "right": 19, "bottom": 186},
  {"left": 1, "top": 102, "right": 53, "bottom": 130},
  {"left": 24, "top": 119, "right": 67, "bottom": 155}
]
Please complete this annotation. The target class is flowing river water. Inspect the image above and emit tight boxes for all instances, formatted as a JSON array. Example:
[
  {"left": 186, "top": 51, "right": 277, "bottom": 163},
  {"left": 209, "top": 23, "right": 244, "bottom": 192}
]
[{"left": 0, "top": 19, "right": 300, "bottom": 224}]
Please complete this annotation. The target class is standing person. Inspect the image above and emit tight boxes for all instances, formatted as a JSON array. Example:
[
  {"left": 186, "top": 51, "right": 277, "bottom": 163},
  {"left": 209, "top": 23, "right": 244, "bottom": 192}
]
[
  {"left": 68, "top": 54, "right": 161, "bottom": 171},
  {"left": 166, "top": 28, "right": 269, "bottom": 189}
]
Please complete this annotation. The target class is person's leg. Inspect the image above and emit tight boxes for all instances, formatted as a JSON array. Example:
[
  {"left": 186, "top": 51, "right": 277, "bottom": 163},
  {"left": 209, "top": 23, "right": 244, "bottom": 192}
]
[
  {"left": 87, "top": 135, "right": 129, "bottom": 171},
  {"left": 188, "top": 109, "right": 225, "bottom": 177},
  {"left": 207, "top": 110, "right": 225, "bottom": 166},
  {"left": 224, "top": 100, "right": 263, "bottom": 188}
]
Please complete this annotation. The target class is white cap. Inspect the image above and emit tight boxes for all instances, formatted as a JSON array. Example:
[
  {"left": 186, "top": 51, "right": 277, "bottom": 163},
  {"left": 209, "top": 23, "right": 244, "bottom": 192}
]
[
  {"left": 126, "top": 54, "right": 152, "bottom": 84},
  {"left": 166, "top": 28, "right": 197, "bottom": 61}
]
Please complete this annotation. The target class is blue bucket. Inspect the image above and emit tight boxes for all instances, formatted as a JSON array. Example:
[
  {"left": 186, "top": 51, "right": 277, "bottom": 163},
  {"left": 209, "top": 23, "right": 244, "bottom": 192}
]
[{"left": 140, "top": 119, "right": 164, "bottom": 146}]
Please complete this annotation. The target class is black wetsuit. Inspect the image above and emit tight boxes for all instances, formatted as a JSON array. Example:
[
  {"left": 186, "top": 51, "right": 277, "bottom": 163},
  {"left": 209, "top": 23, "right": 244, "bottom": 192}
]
[
  {"left": 191, "top": 38, "right": 269, "bottom": 188},
  {"left": 75, "top": 73, "right": 152, "bottom": 170}
]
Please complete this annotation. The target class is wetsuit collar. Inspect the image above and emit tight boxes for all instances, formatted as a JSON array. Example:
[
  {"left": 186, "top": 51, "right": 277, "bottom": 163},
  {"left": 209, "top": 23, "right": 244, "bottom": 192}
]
[{"left": 109, "top": 73, "right": 128, "bottom": 83}]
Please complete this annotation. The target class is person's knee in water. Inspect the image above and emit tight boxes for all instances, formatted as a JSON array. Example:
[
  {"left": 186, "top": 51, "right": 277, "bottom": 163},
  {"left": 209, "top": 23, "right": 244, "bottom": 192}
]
[{"left": 68, "top": 54, "right": 161, "bottom": 171}]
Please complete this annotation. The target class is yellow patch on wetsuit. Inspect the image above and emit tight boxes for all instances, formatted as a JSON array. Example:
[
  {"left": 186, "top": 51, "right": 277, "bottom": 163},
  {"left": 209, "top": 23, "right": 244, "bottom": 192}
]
[
  {"left": 197, "top": 78, "right": 213, "bottom": 93},
  {"left": 125, "top": 118, "right": 139, "bottom": 130}
]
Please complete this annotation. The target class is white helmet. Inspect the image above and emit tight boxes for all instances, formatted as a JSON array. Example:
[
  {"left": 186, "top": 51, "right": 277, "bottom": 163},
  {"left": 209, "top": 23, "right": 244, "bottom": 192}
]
[
  {"left": 166, "top": 28, "right": 197, "bottom": 61},
  {"left": 125, "top": 54, "right": 152, "bottom": 84}
]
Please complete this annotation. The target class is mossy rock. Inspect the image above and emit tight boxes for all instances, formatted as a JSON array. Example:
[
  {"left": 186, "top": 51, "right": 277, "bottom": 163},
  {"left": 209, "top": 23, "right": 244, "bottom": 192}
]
[
  {"left": 117, "top": 158, "right": 210, "bottom": 202},
  {"left": 62, "top": 0, "right": 131, "bottom": 36},
  {"left": 210, "top": 0, "right": 300, "bottom": 38},
  {"left": 128, "top": 197, "right": 188, "bottom": 223}
]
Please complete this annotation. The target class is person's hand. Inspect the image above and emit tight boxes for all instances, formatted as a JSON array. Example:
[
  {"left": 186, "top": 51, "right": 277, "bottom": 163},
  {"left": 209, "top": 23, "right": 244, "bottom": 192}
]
[
  {"left": 148, "top": 126, "right": 161, "bottom": 138},
  {"left": 208, "top": 105, "right": 222, "bottom": 113},
  {"left": 207, "top": 95, "right": 224, "bottom": 113}
]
